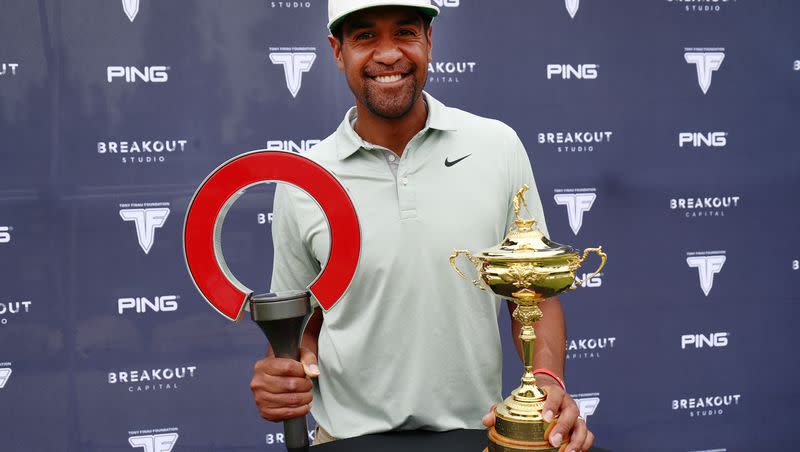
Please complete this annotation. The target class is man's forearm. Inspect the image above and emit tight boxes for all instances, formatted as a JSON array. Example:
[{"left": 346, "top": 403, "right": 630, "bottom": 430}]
[{"left": 508, "top": 297, "right": 566, "bottom": 378}]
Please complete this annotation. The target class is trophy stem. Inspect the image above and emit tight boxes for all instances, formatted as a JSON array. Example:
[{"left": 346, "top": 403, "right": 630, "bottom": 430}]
[{"left": 507, "top": 301, "right": 547, "bottom": 406}]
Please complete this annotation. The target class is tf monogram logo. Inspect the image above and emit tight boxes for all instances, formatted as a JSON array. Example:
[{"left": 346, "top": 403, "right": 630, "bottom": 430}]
[
  {"left": 565, "top": 0, "right": 580, "bottom": 18},
  {"left": 122, "top": 0, "right": 140, "bottom": 22},
  {"left": 684, "top": 49, "right": 725, "bottom": 94},
  {"left": 129, "top": 433, "right": 178, "bottom": 452},
  {"left": 120, "top": 207, "right": 170, "bottom": 254},
  {"left": 575, "top": 396, "right": 600, "bottom": 421},
  {"left": 686, "top": 254, "right": 726, "bottom": 296},
  {"left": 0, "top": 368, "right": 11, "bottom": 389},
  {"left": 554, "top": 191, "right": 596, "bottom": 235},
  {"left": 269, "top": 48, "right": 316, "bottom": 98}
]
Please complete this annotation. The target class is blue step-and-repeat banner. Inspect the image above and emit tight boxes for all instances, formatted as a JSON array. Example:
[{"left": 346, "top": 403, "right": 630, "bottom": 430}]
[{"left": 1, "top": 0, "right": 798, "bottom": 451}]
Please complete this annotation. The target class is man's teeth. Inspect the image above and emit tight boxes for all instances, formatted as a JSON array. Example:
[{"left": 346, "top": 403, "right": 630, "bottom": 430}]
[{"left": 374, "top": 74, "right": 403, "bottom": 83}]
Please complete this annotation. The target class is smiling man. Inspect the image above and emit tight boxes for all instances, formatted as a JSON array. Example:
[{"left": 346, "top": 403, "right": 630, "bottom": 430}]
[{"left": 249, "top": 1, "right": 593, "bottom": 450}]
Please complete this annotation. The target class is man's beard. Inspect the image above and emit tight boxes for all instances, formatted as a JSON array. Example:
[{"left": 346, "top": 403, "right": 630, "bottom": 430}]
[
  {"left": 354, "top": 62, "right": 425, "bottom": 119},
  {"left": 362, "top": 76, "right": 420, "bottom": 119}
]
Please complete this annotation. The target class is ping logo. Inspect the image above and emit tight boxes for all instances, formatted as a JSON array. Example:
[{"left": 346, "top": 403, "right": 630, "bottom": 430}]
[
  {"left": 107, "top": 66, "right": 169, "bottom": 83},
  {"left": 118, "top": 296, "right": 178, "bottom": 314},
  {"left": 565, "top": 0, "right": 580, "bottom": 18},
  {"left": 120, "top": 207, "right": 170, "bottom": 254},
  {"left": 269, "top": 48, "right": 316, "bottom": 98},
  {"left": 122, "top": 0, "right": 140, "bottom": 22},
  {"left": 554, "top": 190, "right": 596, "bottom": 235},
  {"left": 128, "top": 433, "right": 178, "bottom": 452},
  {"left": 547, "top": 64, "right": 598, "bottom": 80},
  {"left": 681, "top": 332, "right": 729, "bottom": 349},
  {"left": 684, "top": 48, "right": 725, "bottom": 94},
  {"left": 266, "top": 139, "right": 320, "bottom": 154},
  {"left": 678, "top": 132, "right": 727, "bottom": 148},
  {"left": 686, "top": 252, "right": 726, "bottom": 296}
]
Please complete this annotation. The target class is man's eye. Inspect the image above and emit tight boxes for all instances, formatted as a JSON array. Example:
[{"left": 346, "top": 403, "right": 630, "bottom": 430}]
[
  {"left": 355, "top": 32, "right": 374, "bottom": 40},
  {"left": 397, "top": 29, "right": 416, "bottom": 37}
]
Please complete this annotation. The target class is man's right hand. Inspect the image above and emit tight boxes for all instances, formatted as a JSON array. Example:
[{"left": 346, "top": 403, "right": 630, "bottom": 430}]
[{"left": 250, "top": 347, "right": 320, "bottom": 422}]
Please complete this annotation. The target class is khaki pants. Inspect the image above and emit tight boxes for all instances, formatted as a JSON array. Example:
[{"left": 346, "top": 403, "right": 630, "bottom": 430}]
[{"left": 312, "top": 425, "right": 337, "bottom": 446}]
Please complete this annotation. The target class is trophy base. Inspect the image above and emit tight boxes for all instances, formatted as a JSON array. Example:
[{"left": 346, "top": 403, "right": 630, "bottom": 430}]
[
  {"left": 484, "top": 404, "right": 567, "bottom": 452},
  {"left": 484, "top": 426, "right": 564, "bottom": 452}
]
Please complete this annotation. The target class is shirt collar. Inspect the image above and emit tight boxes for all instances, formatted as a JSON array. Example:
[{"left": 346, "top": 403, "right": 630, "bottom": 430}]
[{"left": 335, "top": 91, "right": 457, "bottom": 161}]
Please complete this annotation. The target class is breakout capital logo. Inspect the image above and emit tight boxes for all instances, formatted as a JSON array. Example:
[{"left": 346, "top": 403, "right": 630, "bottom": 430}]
[
  {"left": 572, "top": 393, "right": 600, "bottom": 421},
  {"left": 672, "top": 394, "right": 741, "bottom": 418},
  {"left": 118, "top": 295, "right": 179, "bottom": 315},
  {"left": 0, "top": 225, "right": 12, "bottom": 243},
  {"left": 678, "top": 131, "right": 727, "bottom": 149},
  {"left": 0, "top": 63, "right": 20, "bottom": 76},
  {"left": 0, "top": 365, "right": 12, "bottom": 389},
  {"left": 109, "top": 365, "right": 197, "bottom": 392},
  {"left": 98, "top": 139, "right": 188, "bottom": 165},
  {"left": 266, "top": 139, "right": 320, "bottom": 154},
  {"left": 670, "top": 195, "right": 740, "bottom": 218},
  {"left": 566, "top": 337, "right": 615, "bottom": 360},
  {"left": 122, "top": 0, "right": 140, "bottom": 22},
  {"left": 794, "top": 60, "right": 799, "bottom": 71},
  {"left": 427, "top": 61, "right": 477, "bottom": 84},
  {"left": 269, "top": 47, "right": 316, "bottom": 98},
  {"left": 681, "top": 331, "right": 729, "bottom": 349},
  {"left": 565, "top": 0, "right": 580, "bottom": 18},
  {"left": 793, "top": 259, "right": 799, "bottom": 270},
  {"left": 538, "top": 131, "right": 613, "bottom": 153},
  {"left": 547, "top": 64, "right": 598, "bottom": 80},
  {"left": 667, "top": 0, "right": 737, "bottom": 13},
  {"left": 685, "top": 48, "right": 725, "bottom": 94},
  {"left": 431, "top": 0, "right": 460, "bottom": 7},
  {"left": 128, "top": 427, "right": 179, "bottom": 452},
  {"left": 0, "top": 300, "right": 32, "bottom": 326},
  {"left": 554, "top": 188, "right": 596, "bottom": 235},
  {"left": 120, "top": 202, "right": 170, "bottom": 254},
  {"left": 686, "top": 251, "right": 726, "bottom": 296}
]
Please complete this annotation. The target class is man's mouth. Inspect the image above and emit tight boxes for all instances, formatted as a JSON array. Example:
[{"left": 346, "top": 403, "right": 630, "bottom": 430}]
[{"left": 371, "top": 73, "right": 405, "bottom": 84}]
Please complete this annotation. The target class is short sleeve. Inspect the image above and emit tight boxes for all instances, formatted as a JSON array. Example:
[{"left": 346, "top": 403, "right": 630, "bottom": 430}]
[
  {"left": 270, "top": 184, "right": 323, "bottom": 308},
  {"left": 505, "top": 131, "right": 549, "bottom": 238}
]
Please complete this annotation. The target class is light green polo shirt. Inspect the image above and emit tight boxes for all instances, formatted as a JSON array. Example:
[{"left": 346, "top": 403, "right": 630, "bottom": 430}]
[{"left": 270, "top": 92, "right": 548, "bottom": 439}]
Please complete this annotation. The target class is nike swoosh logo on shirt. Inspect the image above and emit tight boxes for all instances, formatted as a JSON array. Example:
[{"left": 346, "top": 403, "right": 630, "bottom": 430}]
[{"left": 444, "top": 154, "right": 472, "bottom": 167}]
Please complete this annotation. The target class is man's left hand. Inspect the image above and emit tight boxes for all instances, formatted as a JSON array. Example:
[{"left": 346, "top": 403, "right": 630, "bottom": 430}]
[{"left": 481, "top": 375, "right": 594, "bottom": 451}]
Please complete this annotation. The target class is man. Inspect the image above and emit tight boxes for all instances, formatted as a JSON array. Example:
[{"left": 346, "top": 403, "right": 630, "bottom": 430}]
[{"left": 249, "top": 1, "right": 594, "bottom": 450}]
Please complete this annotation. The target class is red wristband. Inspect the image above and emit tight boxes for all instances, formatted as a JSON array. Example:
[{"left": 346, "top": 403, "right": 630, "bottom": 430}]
[{"left": 532, "top": 369, "right": 566, "bottom": 391}]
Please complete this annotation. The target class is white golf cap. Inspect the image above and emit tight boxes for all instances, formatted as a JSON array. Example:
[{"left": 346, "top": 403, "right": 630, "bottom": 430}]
[{"left": 328, "top": 0, "right": 440, "bottom": 33}]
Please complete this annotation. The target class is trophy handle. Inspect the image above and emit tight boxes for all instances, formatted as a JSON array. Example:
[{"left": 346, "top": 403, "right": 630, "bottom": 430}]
[
  {"left": 449, "top": 249, "right": 488, "bottom": 291},
  {"left": 574, "top": 246, "right": 607, "bottom": 287}
]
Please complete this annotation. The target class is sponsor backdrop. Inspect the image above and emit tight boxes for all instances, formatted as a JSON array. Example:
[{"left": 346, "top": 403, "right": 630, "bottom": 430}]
[{"left": 0, "top": 0, "right": 798, "bottom": 451}]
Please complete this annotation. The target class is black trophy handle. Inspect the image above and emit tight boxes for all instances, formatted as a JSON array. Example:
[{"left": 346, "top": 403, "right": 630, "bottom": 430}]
[
  {"left": 250, "top": 291, "right": 313, "bottom": 451},
  {"left": 284, "top": 416, "right": 310, "bottom": 451},
  {"left": 274, "top": 345, "right": 310, "bottom": 451}
]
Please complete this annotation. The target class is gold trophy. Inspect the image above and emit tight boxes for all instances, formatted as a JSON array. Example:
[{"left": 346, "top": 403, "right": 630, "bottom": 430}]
[{"left": 449, "top": 185, "right": 606, "bottom": 452}]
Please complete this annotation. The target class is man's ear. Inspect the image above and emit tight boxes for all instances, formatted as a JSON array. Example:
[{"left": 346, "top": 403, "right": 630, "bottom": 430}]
[{"left": 328, "top": 35, "right": 345, "bottom": 72}]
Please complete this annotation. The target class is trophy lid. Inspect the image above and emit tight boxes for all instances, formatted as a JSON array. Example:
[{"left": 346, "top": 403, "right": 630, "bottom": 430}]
[{"left": 478, "top": 185, "right": 579, "bottom": 262}]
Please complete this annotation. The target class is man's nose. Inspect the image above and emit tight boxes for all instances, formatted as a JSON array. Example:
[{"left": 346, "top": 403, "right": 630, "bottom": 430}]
[{"left": 372, "top": 37, "right": 402, "bottom": 66}]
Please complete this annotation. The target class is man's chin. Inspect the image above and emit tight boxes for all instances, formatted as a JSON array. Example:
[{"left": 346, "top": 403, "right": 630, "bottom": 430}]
[
  {"left": 366, "top": 103, "right": 414, "bottom": 119},
  {"left": 363, "top": 90, "right": 419, "bottom": 119}
]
